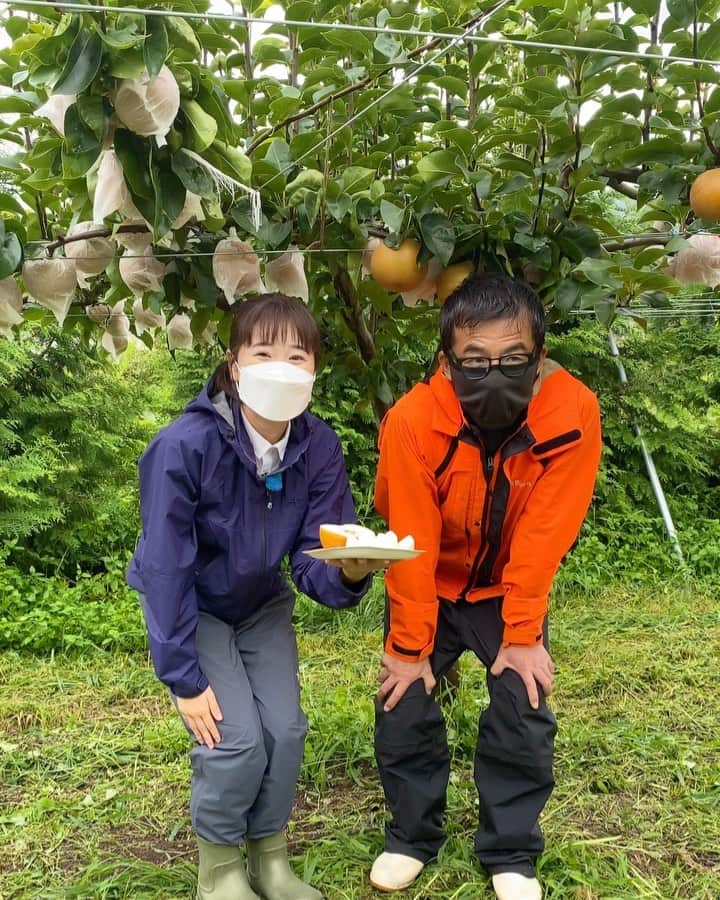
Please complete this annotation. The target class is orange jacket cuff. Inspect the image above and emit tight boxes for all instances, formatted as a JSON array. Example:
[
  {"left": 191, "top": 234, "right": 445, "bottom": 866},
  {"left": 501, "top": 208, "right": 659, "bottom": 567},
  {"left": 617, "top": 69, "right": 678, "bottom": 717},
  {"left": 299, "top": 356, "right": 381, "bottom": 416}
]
[
  {"left": 502, "top": 619, "right": 545, "bottom": 647},
  {"left": 385, "top": 634, "right": 434, "bottom": 662}
]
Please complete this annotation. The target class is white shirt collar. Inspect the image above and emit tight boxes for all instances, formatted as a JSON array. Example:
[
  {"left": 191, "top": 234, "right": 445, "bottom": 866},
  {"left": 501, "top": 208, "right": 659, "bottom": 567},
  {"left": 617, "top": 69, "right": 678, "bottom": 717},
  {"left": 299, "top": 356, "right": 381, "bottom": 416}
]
[{"left": 241, "top": 409, "right": 290, "bottom": 476}]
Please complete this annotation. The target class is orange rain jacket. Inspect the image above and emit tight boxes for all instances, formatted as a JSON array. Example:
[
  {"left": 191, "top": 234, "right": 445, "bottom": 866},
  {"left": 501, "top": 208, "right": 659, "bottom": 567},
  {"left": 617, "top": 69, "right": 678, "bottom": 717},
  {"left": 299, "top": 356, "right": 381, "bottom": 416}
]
[{"left": 375, "top": 362, "right": 602, "bottom": 661}]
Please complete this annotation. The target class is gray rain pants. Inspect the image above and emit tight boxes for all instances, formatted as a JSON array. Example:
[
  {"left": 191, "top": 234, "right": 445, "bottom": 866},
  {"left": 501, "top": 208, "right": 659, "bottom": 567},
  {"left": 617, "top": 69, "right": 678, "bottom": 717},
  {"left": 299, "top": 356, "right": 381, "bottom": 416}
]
[{"left": 178, "top": 590, "right": 308, "bottom": 845}]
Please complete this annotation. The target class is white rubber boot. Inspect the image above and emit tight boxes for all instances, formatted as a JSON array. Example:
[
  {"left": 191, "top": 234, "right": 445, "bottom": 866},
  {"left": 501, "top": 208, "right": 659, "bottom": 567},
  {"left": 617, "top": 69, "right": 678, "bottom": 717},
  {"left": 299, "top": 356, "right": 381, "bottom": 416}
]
[
  {"left": 369, "top": 852, "right": 424, "bottom": 892},
  {"left": 491, "top": 872, "right": 542, "bottom": 900}
]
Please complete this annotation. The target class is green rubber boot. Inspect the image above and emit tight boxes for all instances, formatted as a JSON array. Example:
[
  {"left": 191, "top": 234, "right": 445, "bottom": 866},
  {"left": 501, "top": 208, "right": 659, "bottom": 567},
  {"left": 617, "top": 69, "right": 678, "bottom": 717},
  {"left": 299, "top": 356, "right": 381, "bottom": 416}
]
[
  {"left": 196, "top": 836, "right": 260, "bottom": 900},
  {"left": 246, "top": 833, "right": 322, "bottom": 900}
]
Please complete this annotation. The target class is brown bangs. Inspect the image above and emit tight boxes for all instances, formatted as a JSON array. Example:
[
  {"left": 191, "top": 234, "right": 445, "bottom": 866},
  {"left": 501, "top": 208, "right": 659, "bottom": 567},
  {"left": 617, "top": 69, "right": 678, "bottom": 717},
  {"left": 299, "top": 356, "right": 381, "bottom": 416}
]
[
  {"left": 209, "top": 293, "right": 322, "bottom": 399},
  {"left": 231, "top": 293, "right": 321, "bottom": 362}
]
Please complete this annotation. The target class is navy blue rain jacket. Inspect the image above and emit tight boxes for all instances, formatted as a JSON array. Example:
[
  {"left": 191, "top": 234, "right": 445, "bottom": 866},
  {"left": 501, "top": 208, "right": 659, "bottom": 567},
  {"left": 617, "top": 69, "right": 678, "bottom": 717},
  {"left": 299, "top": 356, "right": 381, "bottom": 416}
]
[{"left": 126, "top": 381, "right": 368, "bottom": 698}]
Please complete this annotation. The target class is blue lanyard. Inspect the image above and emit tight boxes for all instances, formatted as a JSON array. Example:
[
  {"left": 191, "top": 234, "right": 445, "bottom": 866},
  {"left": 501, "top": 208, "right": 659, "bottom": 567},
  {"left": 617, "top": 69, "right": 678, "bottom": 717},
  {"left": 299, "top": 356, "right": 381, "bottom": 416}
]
[{"left": 264, "top": 472, "right": 283, "bottom": 493}]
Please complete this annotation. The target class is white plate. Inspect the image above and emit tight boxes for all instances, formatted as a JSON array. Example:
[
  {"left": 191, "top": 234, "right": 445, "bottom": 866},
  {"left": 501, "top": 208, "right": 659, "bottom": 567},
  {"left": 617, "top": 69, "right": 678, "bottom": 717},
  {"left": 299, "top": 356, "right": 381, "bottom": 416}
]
[{"left": 304, "top": 546, "right": 424, "bottom": 561}]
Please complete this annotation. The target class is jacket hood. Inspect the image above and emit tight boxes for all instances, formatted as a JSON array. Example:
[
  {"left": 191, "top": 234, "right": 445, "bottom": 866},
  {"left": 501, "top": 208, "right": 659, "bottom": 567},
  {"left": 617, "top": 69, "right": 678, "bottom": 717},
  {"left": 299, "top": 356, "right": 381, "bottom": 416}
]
[{"left": 184, "top": 378, "right": 315, "bottom": 473}]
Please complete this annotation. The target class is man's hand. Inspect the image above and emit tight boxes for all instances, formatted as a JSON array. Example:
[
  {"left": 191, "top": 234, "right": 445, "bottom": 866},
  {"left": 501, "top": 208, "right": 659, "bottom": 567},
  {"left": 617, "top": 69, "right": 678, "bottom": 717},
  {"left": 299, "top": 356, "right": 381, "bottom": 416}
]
[
  {"left": 327, "top": 557, "right": 392, "bottom": 584},
  {"left": 176, "top": 686, "right": 223, "bottom": 749},
  {"left": 490, "top": 644, "right": 554, "bottom": 710},
  {"left": 377, "top": 652, "right": 436, "bottom": 712}
]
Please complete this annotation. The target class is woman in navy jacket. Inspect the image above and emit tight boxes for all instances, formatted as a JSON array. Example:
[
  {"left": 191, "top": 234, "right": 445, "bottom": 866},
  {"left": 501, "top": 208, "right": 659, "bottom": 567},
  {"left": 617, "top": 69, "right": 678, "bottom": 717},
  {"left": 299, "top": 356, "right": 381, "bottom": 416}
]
[{"left": 127, "top": 293, "right": 379, "bottom": 900}]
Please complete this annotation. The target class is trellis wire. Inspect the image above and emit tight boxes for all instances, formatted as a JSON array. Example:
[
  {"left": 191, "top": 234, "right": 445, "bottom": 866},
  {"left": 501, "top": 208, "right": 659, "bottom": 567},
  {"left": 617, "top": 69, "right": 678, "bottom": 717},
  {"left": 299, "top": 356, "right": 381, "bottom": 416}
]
[
  {"left": 4, "top": 0, "right": 720, "bottom": 68},
  {"left": 20, "top": 227, "right": 720, "bottom": 254},
  {"left": 22, "top": 247, "right": 363, "bottom": 260}
]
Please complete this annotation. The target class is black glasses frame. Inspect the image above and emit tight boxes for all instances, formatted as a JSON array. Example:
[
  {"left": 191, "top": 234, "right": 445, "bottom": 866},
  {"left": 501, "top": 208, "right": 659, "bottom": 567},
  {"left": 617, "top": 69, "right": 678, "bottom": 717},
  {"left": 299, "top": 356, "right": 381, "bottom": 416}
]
[{"left": 448, "top": 348, "right": 540, "bottom": 380}]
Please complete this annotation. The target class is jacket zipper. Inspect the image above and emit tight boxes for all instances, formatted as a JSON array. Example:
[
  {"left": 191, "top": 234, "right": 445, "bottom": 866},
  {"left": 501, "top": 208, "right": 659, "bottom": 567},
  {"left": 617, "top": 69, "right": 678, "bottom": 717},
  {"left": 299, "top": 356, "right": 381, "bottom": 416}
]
[
  {"left": 261, "top": 488, "right": 272, "bottom": 571},
  {"left": 461, "top": 447, "right": 499, "bottom": 599},
  {"left": 459, "top": 420, "right": 535, "bottom": 598}
]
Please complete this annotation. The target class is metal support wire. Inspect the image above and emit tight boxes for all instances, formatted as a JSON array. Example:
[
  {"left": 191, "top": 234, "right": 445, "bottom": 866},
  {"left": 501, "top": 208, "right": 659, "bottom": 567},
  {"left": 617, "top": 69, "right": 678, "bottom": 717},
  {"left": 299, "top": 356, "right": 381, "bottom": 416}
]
[
  {"left": 572, "top": 307, "right": 720, "bottom": 318},
  {"left": 607, "top": 329, "right": 684, "bottom": 562}
]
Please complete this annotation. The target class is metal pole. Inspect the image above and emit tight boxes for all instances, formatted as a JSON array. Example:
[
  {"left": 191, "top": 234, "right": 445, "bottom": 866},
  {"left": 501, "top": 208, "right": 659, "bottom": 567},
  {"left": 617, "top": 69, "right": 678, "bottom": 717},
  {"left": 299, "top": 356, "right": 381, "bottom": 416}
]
[{"left": 608, "top": 330, "right": 684, "bottom": 562}]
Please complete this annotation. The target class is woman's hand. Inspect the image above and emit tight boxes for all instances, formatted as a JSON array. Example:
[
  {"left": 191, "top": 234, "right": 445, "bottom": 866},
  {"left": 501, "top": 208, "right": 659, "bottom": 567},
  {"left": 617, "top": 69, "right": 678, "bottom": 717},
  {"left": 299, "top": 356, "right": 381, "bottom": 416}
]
[
  {"left": 327, "top": 558, "right": 392, "bottom": 585},
  {"left": 176, "top": 686, "right": 224, "bottom": 749}
]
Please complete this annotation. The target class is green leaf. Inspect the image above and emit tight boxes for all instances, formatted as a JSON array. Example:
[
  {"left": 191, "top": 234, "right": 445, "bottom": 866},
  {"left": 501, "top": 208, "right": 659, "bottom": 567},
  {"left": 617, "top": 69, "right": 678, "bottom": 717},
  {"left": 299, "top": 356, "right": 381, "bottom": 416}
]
[
  {"left": 196, "top": 82, "right": 235, "bottom": 145},
  {"left": 625, "top": 0, "right": 660, "bottom": 14},
  {"left": 108, "top": 49, "right": 146, "bottom": 80},
  {"left": 374, "top": 33, "right": 403, "bottom": 60},
  {"left": 171, "top": 150, "right": 215, "bottom": 198},
  {"left": 5, "top": 15, "right": 29, "bottom": 41},
  {"left": 474, "top": 171, "right": 494, "bottom": 201},
  {"left": 380, "top": 199, "right": 404, "bottom": 234},
  {"left": 286, "top": 169, "right": 324, "bottom": 206},
  {"left": 325, "top": 30, "right": 373, "bottom": 55},
  {"left": 97, "top": 18, "right": 146, "bottom": 51},
  {"left": 594, "top": 298, "right": 617, "bottom": 325},
  {"left": 28, "top": 17, "right": 80, "bottom": 68},
  {"left": 54, "top": 29, "right": 103, "bottom": 95},
  {"left": 62, "top": 103, "right": 103, "bottom": 178},
  {"left": 327, "top": 191, "right": 352, "bottom": 223},
  {"left": 579, "top": 285, "right": 614, "bottom": 309},
  {"left": 23, "top": 170, "right": 62, "bottom": 191},
  {"left": 114, "top": 128, "right": 154, "bottom": 204},
  {"left": 171, "top": 64, "right": 194, "bottom": 97},
  {"left": 667, "top": 0, "right": 694, "bottom": 26},
  {"left": 264, "top": 140, "right": 294, "bottom": 173},
  {"left": 419, "top": 213, "right": 455, "bottom": 266},
  {"left": 0, "top": 225, "right": 22, "bottom": 279},
  {"left": 164, "top": 16, "right": 202, "bottom": 57},
  {"left": 416, "top": 150, "right": 462, "bottom": 182},
  {"left": 302, "top": 189, "right": 321, "bottom": 230},
  {"left": 258, "top": 220, "right": 292, "bottom": 248},
  {"left": 76, "top": 95, "right": 109, "bottom": 143},
  {"left": 369, "top": 181, "right": 385, "bottom": 203},
  {"left": 555, "top": 222, "right": 602, "bottom": 263},
  {"left": 624, "top": 137, "right": 697, "bottom": 166},
  {"left": 150, "top": 163, "right": 186, "bottom": 238},
  {"left": 434, "top": 76, "right": 468, "bottom": 98},
  {"left": 637, "top": 290, "right": 671, "bottom": 308},
  {"left": 637, "top": 168, "right": 687, "bottom": 206},
  {"left": 554, "top": 278, "right": 582, "bottom": 317},
  {"left": 253, "top": 160, "right": 285, "bottom": 193},
  {"left": 0, "top": 96, "right": 36, "bottom": 115},
  {"left": 144, "top": 18, "right": 169, "bottom": 79},
  {"left": 0, "top": 193, "right": 25, "bottom": 216},
  {"left": 181, "top": 100, "right": 218, "bottom": 153},
  {"left": 206, "top": 141, "right": 252, "bottom": 185},
  {"left": 575, "top": 258, "right": 621, "bottom": 288},
  {"left": 495, "top": 174, "right": 530, "bottom": 195},
  {"left": 340, "top": 167, "right": 375, "bottom": 195}
]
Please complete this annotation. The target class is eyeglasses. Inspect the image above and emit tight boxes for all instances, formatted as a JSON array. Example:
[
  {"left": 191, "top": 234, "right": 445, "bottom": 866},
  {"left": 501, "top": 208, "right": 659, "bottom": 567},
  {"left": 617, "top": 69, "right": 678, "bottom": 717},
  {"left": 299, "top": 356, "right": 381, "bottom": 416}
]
[{"left": 448, "top": 348, "right": 539, "bottom": 380}]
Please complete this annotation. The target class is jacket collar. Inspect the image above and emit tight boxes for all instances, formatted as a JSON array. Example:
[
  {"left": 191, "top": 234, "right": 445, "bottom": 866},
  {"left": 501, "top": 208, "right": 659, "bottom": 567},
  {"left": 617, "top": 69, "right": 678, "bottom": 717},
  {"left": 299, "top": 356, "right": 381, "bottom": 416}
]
[
  {"left": 426, "top": 362, "right": 585, "bottom": 454},
  {"left": 428, "top": 369, "right": 464, "bottom": 436},
  {"left": 189, "top": 379, "right": 314, "bottom": 476}
]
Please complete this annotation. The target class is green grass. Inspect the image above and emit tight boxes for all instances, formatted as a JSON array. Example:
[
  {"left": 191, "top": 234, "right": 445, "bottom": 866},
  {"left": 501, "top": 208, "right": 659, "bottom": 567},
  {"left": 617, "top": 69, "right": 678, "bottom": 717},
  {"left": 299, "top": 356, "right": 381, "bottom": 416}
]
[{"left": 1, "top": 582, "right": 719, "bottom": 899}]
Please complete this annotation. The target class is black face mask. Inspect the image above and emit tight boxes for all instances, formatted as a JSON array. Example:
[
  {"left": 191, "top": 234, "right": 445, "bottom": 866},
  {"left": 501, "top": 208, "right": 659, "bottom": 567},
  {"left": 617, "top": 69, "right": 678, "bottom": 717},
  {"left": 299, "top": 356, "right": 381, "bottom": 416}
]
[{"left": 449, "top": 360, "right": 539, "bottom": 431}]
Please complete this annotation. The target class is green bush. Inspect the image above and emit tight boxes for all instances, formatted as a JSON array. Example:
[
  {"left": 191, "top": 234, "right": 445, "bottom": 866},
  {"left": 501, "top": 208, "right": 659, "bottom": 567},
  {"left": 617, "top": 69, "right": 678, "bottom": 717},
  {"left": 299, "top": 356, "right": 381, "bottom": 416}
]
[
  {"left": 0, "top": 545, "right": 145, "bottom": 653},
  {"left": 0, "top": 328, "right": 159, "bottom": 574},
  {"left": 548, "top": 320, "right": 720, "bottom": 586}
]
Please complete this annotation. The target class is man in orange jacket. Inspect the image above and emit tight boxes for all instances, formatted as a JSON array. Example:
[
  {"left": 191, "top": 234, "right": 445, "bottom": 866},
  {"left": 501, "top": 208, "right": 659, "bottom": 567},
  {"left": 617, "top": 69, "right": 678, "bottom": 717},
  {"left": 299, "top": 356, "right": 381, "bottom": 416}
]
[{"left": 370, "top": 274, "right": 602, "bottom": 900}]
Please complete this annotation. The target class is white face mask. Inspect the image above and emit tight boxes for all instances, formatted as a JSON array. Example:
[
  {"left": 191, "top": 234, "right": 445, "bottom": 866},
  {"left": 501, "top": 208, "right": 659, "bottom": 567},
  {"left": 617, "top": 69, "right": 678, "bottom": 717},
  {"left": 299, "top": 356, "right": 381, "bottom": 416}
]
[{"left": 237, "top": 361, "right": 315, "bottom": 422}]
